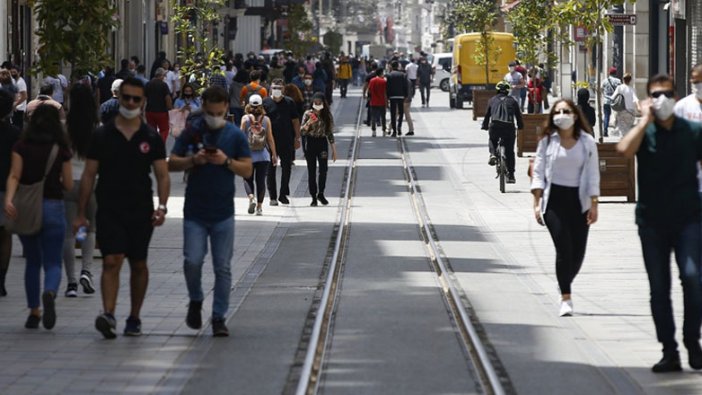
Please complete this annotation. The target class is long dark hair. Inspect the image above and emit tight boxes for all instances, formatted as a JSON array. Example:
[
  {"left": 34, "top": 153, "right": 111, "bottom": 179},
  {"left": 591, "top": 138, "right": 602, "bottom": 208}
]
[
  {"left": 66, "top": 84, "right": 97, "bottom": 158},
  {"left": 541, "top": 99, "right": 593, "bottom": 139},
  {"left": 310, "top": 93, "right": 332, "bottom": 134},
  {"left": 23, "top": 105, "right": 69, "bottom": 148}
]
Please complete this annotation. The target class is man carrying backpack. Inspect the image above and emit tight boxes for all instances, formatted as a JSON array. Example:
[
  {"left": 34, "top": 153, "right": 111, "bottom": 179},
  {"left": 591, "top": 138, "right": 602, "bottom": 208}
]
[
  {"left": 481, "top": 81, "right": 524, "bottom": 184},
  {"left": 239, "top": 70, "right": 268, "bottom": 107},
  {"left": 601, "top": 67, "right": 621, "bottom": 137}
]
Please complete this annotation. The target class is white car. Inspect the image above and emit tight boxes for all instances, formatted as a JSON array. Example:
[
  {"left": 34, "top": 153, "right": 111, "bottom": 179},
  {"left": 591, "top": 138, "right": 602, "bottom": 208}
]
[{"left": 431, "top": 53, "right": 452, "bottom": 92}]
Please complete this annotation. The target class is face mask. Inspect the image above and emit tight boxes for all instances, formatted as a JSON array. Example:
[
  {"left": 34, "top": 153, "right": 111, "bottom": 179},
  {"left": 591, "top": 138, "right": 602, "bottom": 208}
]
[
  {"left": 204, "top": 114, "right": 226, "bottom": 129},
  {"left": 304, "top": 79, "right": 312, "bottom": 86},
  {"left": 553, "top": 114, "right": 575, "bottom": 130},
  {"left": 299, "top": 73, "right": 305, "bottom": 78},
  {"left": 652, "top": 95, "right": 676, "bottom": 120},
  {"left": 271, "top": 89, "right": 283, "bottom": 99},
  {"left": 693, "top": 82, "right": 702, "bottom": 100},
  {"left": 313, "top": 104, "right": 324, "bottom": 111},
  {"left": 119, "top": 105, "right": 141, "bottom": 120}
]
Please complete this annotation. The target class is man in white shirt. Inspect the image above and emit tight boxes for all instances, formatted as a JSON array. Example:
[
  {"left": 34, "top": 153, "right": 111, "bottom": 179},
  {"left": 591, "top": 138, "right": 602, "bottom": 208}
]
[
  {"left": 405, "top": 59, "right": 419, "bottom": 98},
  {"left": 612, "top": 73, "right": 640, "bottom": 136},
  {"left": 673, "top": 64, "right": 702, "bottom": 201},
  {"left": 9, "top": 65, "right": 27, "bottom": 129},
  {"left": 504, "top": 61, "right": 525, "bottom": 103}
]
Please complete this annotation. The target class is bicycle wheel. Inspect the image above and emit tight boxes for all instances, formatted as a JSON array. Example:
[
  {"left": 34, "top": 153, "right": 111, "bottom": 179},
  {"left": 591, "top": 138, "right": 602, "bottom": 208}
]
[{"left": 498, "top": 145, "right": 506, "bottom": 193}]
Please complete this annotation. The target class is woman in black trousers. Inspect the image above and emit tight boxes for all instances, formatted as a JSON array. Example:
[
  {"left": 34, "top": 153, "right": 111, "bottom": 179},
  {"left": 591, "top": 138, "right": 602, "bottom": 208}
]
[{"left": 300, "top": 93, "right": 337, "bottom": 206}]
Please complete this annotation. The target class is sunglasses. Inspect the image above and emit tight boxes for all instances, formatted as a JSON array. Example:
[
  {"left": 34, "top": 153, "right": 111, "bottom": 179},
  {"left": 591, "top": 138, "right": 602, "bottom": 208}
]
[
  {"left": 554, "top": 108, "right": 573, "bottom": 115},
  {"left": 121, "top": 94, "right": 143, "bottom": 103},
  {"left": 651, "top": 90, "right": 674, "bottom": 99}
]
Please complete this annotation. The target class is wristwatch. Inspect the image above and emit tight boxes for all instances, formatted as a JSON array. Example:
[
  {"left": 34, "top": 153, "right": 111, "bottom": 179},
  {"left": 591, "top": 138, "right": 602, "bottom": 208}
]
[
  {"left": 223, "top": 157, "right": 232, "bottom": 168},
  {"left": 157, "top": 204, "right": 168, "bottom": 214}
]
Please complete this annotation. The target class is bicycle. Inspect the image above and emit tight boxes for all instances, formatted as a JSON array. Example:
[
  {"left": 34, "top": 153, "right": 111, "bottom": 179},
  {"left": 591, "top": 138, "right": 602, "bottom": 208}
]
[{"left": 494, "top": 137, "right": 507, "bottom": 193}]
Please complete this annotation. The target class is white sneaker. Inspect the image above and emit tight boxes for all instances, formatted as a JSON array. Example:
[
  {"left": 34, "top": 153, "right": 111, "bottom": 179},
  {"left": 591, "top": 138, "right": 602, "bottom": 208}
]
[{"left": 559, "top": 300, "right": 573, "bottom": 317}]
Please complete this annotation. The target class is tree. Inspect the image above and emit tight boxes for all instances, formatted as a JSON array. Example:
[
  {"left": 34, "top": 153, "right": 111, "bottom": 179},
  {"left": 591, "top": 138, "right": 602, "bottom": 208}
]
[
  {"left": 284, "top": 4, "right": 315, "bottom": 56},
  {"left": 444, "top": 0, "right": 501, "bottom": 87},
  {"left": 506, "top": 0, "right": 557, "bottom": 66},
  {"left": 323, "top": 31, "right": 343, "bottom": 55},
  {"left": 171, "top": 0, "right": 225, "bottom": 92},
  {"left": 32, "top": 0, "right": 119, "bottom": 80}
]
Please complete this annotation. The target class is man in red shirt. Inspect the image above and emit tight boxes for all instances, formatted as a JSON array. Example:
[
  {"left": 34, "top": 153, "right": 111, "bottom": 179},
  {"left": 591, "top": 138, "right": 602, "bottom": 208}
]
[{"left": 367, "top": 68, "right": 387, "bottom": 137}]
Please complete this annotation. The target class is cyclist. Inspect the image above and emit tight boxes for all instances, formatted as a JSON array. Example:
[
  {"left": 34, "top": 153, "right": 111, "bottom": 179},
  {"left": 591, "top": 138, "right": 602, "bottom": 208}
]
[{"left": 481, "top": 81, "right": 523, "bottom": 183}]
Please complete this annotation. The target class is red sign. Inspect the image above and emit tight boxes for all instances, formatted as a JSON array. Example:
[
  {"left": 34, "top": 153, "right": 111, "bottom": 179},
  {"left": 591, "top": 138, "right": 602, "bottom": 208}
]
[{"left": 574, "top": 26, "right": 588, "bottom": 42}]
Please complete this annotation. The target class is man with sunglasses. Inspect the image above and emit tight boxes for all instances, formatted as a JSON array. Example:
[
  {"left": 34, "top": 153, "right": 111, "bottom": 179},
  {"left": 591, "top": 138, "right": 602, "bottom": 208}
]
[
  {"left": 618, "top": 74, "right": 702, "bottom": 373},
  {"left": 75, "top": 77, "right": 171, "bottom": 339}
]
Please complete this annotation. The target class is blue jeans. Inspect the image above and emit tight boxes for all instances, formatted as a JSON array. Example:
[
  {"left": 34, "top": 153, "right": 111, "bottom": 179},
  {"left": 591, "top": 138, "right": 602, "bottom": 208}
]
[
  {"left": 639, "top": 221, "right": 702, "bottom": 353},
  {"left": 20, "top": 200, "right": 66, "bottom": 309},
  {"left": 183, "top": 216, "right": 234, "bottom": 320},
  {"left": 603, "top": 104, "right": 612, "bottom": 135}
]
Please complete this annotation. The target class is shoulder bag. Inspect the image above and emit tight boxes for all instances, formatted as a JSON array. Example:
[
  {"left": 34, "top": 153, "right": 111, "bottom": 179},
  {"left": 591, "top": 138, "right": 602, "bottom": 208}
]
[{"left": 6, "top": 144, "right": 59, "bottom": 235}]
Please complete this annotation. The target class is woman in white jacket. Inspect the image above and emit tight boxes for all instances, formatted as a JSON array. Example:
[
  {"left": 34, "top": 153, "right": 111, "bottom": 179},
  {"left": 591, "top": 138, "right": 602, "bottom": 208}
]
[{"left": 531, "top": 99, "right": 601, "bottom": 317}]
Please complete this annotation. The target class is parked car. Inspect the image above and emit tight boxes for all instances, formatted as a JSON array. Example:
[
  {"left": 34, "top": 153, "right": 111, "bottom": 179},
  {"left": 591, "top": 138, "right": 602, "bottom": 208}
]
[{"left": 431, "top": 53, "right": 452, "bottom": 92}]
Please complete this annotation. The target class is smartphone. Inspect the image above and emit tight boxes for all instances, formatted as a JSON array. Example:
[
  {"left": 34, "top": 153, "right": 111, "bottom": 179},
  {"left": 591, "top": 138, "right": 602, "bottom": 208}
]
[{"left": 204, "top": 145, "right": 217, "bottom": 154}]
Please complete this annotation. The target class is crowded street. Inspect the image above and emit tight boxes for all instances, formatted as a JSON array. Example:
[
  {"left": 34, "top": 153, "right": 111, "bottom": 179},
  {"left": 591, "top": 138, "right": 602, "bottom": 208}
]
[{"left": 0, "top": 87, "right": 699, "bottom": 394}]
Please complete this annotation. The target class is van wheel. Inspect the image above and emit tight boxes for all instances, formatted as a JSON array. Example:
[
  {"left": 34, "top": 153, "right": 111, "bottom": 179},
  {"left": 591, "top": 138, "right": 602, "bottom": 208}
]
[{"left": 440, "top": 79, "right": 450, "bottom": 92}]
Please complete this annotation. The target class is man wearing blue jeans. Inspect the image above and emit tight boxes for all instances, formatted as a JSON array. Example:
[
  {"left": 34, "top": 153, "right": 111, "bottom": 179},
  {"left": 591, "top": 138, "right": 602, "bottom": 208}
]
[
  {"left": 618, "top": 74, "right": 702, "bottom": 373},
  {"left": 168, "top": 86, "right": 252, "bottom": 336}
]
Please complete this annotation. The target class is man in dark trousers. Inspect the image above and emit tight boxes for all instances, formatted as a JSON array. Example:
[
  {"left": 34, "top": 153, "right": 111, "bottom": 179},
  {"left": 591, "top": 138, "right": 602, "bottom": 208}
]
[
  {"left": 481, "top": 81, "right": 523, "bottom": 184},
  {"left": 417, "top": 57, "right": 433, "bottom": 107},
  {"left": 263, "top": 79, "right": 301, "bottom": 205},
  {"left": 321, "top": 52, "right": 336, "bottom": 104},
  {"left": 385, "top": 61, "right": 408, "bottom": 137}
]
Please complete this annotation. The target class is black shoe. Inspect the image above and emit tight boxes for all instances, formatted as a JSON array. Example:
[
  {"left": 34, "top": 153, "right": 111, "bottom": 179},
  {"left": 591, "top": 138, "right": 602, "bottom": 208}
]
[
  {"left": 652, "top": 353, "right": 682, "bottom": 373},
  {"left": 186, "top": 300, "right": 203, "bottom": 329},
  {"left": 95, "top": 313, "right": 117, "bottom": 339},
  {"left": 310, "top": 198, "right": 318, "bottom": 207},
  {"left": 278, "top": 196, "right": 290, "bottom": 205},
  {"left": 25, "top": 314, "right": 40, "bottom": 329},
  {"left": 80, "top": 271, "right": 95, "bottom": 294},
  {"left": 391, "top": 132, "right": 397, "bottom": 137},
  {"left": 397, "top": 131, "right": 402, "bottom": 136},
  {"left": 42, "top": 291, "right": 56, "bottom": 329},
  {"left": 0, "top": 282, "right": 7, "bottom": 297},
  {"left": 686, "top": 341, "right": 702, "bottom": 370},
  {"left": 123, "top": 316, "right": 142, "bottom": 336},
  {"left": 488, "top": 156, "right": 497, "bottom": 166},
  {"left": 406, "top": 131, "right": 414, "bottom": 136},
  {"left": 65, "top": 283, "right": 78, "bottom": 298},
  {"left": 507, "top": 173, "right": 516, "bottom": 184},
  {"left": 317, "top": 194, "right": 329, "bottom": 206},
  {"left": 212, "top": 317, "right": 229, "bottom": 337}
]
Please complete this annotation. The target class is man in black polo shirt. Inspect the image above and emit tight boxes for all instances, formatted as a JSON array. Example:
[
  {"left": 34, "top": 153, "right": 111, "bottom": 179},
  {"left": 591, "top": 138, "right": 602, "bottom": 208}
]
[
  {"left": 75, "top": 77, "right": 171, "bottom": 339},
  {"left": 263, "top": 78, "right": 301, "bottom": 205},
  {"left": 618, "top": 74, "right": 702, "bottom": 373}
]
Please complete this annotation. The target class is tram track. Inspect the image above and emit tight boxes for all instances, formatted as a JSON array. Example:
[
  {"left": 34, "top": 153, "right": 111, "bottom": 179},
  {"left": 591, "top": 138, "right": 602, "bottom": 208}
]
[{"left": 288, "top": 96, "right": 514, "bottom": 395}]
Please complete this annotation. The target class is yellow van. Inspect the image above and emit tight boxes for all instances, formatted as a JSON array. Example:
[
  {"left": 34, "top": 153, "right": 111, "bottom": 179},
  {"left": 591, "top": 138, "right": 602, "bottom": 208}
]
[{"left": 449, "top": 32, "right": 516, "bottom": 109}]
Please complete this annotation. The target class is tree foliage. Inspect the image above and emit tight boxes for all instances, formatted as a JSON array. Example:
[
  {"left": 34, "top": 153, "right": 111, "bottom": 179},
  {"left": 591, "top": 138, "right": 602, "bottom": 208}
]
[
  {"left": 506, "top": 0, "right": 556, "bottom": 66},
  {"left": 32, "top": 0, "right": 119, "bottom": 79},
  {"left": 171, "top": 0, "right": 225, "bottom": 91},
  {"left": 284, "top": 4, "right": 315, "bottom": 56},
  {"left": 323, "top": 31, "right": 343, "bottom": 55}
]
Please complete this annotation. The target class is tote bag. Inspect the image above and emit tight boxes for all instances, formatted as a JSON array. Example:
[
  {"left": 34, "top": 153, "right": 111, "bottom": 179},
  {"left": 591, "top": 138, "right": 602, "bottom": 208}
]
[{"left": 6, "top": 145, "right": 59, "bottom": 236}]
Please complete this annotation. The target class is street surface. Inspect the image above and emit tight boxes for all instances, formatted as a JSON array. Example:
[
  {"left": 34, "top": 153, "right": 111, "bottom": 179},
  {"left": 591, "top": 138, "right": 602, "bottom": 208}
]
[{"left": 0, "top": 87, "right": 700, "bottom": 394}]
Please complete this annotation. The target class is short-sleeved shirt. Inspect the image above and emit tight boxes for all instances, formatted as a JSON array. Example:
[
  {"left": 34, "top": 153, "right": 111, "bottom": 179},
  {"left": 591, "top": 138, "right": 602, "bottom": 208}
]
[
  {"left": 636, "top": 117, "right": 702, "bottom": 227},
  {"left": 13, "top": 77, "right": 27, "bottom": 111},
  {"left": 87, "top": 122, "right": 166, "bottom": 210},
  {"left": 145, "top": 79, "right": 171, "bottom": 113},
  {"left": 262, "top": 96, "right": 299, "bottom": 146},
  {"left": 368, "top": 77, "right": 387, "bottom": 107},
  {"left": 0, "top": 121, "right": 21, "bottom": 192},
  {"left": 504, "top": 71, "right": 523, "bottom": 100},
  {"left": 171, "top": 115, "right": 251, "bottom": 222},
  {"left": 99, "top": 97, "right": 120, "bottom": 124},
  {"left": 13, "top": 141, "right": 72, "bottom": 199}
]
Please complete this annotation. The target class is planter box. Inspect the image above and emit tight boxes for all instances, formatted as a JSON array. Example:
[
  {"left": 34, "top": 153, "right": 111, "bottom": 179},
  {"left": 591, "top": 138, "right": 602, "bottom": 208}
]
[
  {"left": 597, "top": 142, "right": 636, "bottom": 202},
  {"left": 472, "top": 89, "right": 493, "bottom": 121},
  {"left": 517, "top": 114, "right": 549, "bottom": 157}
]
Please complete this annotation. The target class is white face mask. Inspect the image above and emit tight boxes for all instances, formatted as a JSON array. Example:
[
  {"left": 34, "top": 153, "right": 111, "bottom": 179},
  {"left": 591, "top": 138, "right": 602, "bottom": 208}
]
[
  {"left": 204, "top": 114, "right": 226, "bottom": 129},
  {"left": 304, "top": 79, "right": 312, "bottom": 86},
  {"left": 553, "top": 113, "right": 575, "bottom": 130},
  {"left": 313, "top": 104, "right": 324, "bottom": 111},
  {"left": 693, "top": 82, "right": 702, "bottom": 100},
  {"left": 271, "top": 89, "right": 283, "bottom": 99},
  {"left": 119, "top": 105, "right": 141, "bottom": 120},
  {"left": 651, "top": 94, "right": 676, "bottom": 120}
]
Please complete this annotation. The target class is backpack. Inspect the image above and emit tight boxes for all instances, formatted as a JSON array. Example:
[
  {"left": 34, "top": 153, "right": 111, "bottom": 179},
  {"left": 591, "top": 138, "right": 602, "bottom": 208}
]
[
  {"left": 491, "top": 95, "right": 514, "bottom": 125},
  {"left": 245, "top": 115, "right": 267, "bottom": 151},
  {"left": 244, "top": 83, "right": 265, "bottom": 102},
  {"left": 611, "top": 91, "right": 626, "bottom": 111}
]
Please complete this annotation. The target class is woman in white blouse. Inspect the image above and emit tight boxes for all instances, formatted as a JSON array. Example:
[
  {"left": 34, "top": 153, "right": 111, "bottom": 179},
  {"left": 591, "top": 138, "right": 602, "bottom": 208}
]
[{"left": 531, "top": 99, "right": 601, "bottom": 317}]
